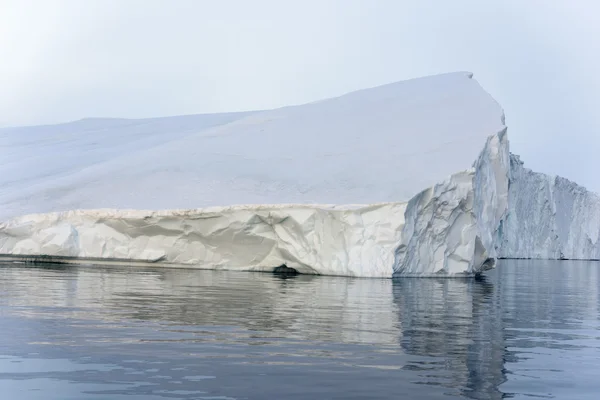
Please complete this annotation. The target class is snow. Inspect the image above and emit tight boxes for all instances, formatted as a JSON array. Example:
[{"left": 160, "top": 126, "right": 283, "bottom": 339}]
[
  {"left": 0, "top": 71, "right": 504, "bottom": 221},
  {"left": 498, "top": 155, "right": 600, "bottom": 260},
  {"left": 0, "top": 72, "right": 511, "bottom": 277},
  {"left": 0, "top": 112, "right": 252, "bottom": 218}
]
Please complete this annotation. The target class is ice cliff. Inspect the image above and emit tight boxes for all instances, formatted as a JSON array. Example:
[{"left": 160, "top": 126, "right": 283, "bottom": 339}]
[
  {"left": 0, "top": 72, "right": 512, "bottom": 277},
  {"left": 498, "top": 155, "right": 600, "bottom": 260},
  {"left": 395, "top": 130, "right": 509, "bottom": 275},
  {"left": 0, "top": 204, "right": 406, "bottom": 277}
]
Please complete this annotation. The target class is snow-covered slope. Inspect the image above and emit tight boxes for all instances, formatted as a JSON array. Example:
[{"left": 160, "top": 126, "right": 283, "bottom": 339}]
[
  {"left": 498, "top": 155, "right": 600, "bottom": 260},
  {"left": 0, "top": 72, "right": 510, "bottom": 277},
  {"left": 0, "top": 112, "right": 253, "bottom": 219},
  {"left": 0, "top": 72, "right": 504, "bottom": 221}
]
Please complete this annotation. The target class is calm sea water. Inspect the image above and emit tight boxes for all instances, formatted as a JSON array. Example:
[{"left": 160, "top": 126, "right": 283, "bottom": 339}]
[{"left": 1, "top": 260, "right": 599, "bottom": 399}]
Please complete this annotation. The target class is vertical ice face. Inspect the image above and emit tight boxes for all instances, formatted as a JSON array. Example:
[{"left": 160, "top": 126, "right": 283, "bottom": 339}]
[
  {"left": 498, "top": 155, "right": 600, "bottom": 260},
  {"left": 0, "top": 204, "right": 408, "bottom": 278},
  {"left": 393, "top": 130, "right": 510, "bottom": 276}
]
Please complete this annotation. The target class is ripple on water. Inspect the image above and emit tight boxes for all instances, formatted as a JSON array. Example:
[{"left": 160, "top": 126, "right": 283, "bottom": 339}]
[{"left": 0, "top": 259, "right": 599, "bottom": 399}]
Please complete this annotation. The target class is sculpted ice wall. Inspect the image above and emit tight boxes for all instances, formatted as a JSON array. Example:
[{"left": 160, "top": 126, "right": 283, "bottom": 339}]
[
  {"left": 394, "top": 130, "right": 509, "bottom": 276},
  {"left": 498, "top": 155, "right": 600, "bottom": 260},
  {"left": 0, "top": 203, "right": 407, "bottom": 277}
]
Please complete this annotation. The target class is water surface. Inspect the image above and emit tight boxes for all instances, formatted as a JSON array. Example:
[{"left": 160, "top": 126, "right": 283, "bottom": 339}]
[{"left": 1, "top": 260, "right": 599, "bottom": 399}]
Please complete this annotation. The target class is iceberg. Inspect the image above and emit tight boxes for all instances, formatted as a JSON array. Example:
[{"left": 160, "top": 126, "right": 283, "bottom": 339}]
[
  {"left": 498, "top": 155, "right": 600, "bottom": 260},
  {"left": 0, "top": 71, "right": 513, "bottom": 277}
]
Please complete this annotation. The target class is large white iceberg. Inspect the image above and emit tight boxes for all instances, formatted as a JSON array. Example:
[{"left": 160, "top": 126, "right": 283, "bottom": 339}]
[{"left": 0, "top": 72, "right": 516, "bottom": 277}]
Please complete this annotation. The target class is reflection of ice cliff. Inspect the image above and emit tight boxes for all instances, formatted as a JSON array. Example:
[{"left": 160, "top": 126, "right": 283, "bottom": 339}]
[
  {"left": 5, "top": 262, "right": 599, "bottom": 398},
  {"left": 3, "top": 261, "right": 600, "bottom": 398},
  {"left": 1, "top": 265, "right": 509, "bottom": 398},
  {"left": 490, "top": 259, "right": 600, "bottom": 397},
  {"left": 0, "top": 266, "right": 401, "bottom": 346},
  {"left": 492, "top": 259, "right": 600, "bottom": 331},
  {"left": 392, "top": 277, "right": 506, "bottom": 399}
]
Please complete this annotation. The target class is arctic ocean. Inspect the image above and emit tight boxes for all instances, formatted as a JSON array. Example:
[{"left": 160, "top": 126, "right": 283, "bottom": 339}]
[{"left": 2, "top": 260, "right": 600, "bottom": 399}]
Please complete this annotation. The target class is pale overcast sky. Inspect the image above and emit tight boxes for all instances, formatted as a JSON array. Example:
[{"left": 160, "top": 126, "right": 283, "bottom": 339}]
[{"left": 1, "top": 0, "right": 599, "bottom": 191}]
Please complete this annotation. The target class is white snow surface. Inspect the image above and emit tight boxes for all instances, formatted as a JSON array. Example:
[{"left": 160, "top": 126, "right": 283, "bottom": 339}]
[
  {"left": 0, "top": 72, "right": 511, "bottom": 277},
  {"left": 0, "top": 72, "right": 504, "bottom": 220},
  {"left": 498, "top": 155, "right": 600, "bottom": 260}
]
